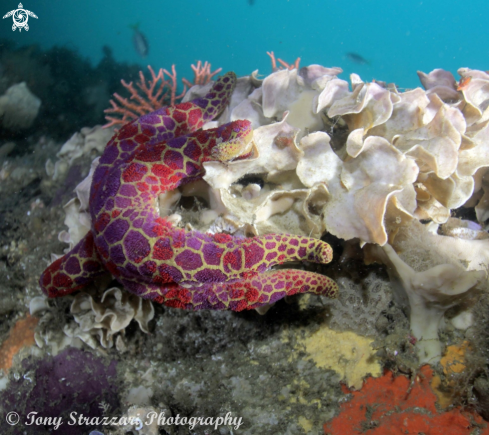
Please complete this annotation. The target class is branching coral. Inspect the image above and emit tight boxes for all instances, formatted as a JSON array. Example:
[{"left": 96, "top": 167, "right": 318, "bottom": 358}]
[
  {"left": 267, "top": 51, "right": 301, "bottom": 71},
  {"left": 181, "top": 60, "right": 222, "bottom": 87},
  {"left": 103, "top": 65, "right": 186, "bottom": 128},
  {"left": 104, "top": 61, "right": 223, "bottom": 128}
]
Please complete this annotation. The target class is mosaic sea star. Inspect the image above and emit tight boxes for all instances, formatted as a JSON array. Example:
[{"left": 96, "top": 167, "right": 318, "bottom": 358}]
[{"left": 40, "top": 72, "right": 338, "bottom": 311}]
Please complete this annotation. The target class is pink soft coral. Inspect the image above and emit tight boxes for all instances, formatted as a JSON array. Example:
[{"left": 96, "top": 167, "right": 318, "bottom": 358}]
[
  {"left": 267, "top": 51, "right": 301, "bottom": 71},
  {"left": 104, "top": 61, "right": 222, "bottom": 128}
]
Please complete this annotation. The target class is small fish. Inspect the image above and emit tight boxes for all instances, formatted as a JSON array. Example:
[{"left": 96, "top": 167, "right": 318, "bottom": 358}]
[
  {"left": 346, "top": 52, "right": 370, "bottom": 65},
  {"left": 248, "top": 0, "right": 255, "bottom": 4},
  {"left": 457, "top": 76, "right": 472, "bottom": 91},
  {"left": 129, "top": 23, "right": 148, "bottom": 58}
]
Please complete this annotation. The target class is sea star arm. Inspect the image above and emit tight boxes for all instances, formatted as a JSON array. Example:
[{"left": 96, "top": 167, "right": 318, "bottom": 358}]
[
  {"left": 90, "top": 117, "right": 334, "bottom": 295},
  {"left": 39, "top": 71, "right": 339, "bottom": 311},
  {"left": 122, "top": 268, "right": 338, "bottom": 311},
  {"left": 40, "top": 232, "right": 106, "bottom": 297},
  {"left": 106, "top": 222, "right": 337, "bottom": 302},
  {"left": 40, "top": 73, "right": 241, "bottom": 300}
]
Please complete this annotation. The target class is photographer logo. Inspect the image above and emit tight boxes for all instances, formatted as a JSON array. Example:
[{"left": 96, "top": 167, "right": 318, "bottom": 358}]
[{"left": 3, "top": 3, "right": 38, "bottom": 32}]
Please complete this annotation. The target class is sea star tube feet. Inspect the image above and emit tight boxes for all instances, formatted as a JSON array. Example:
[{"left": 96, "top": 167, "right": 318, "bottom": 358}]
[{"left": 40, "top": 72, "right": 338, "bottom": 311}]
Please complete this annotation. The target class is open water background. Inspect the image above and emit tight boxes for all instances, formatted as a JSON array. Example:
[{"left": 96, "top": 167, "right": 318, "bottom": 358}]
[{"left": 1, "top": 0, "right": 488, "bottom": 88}]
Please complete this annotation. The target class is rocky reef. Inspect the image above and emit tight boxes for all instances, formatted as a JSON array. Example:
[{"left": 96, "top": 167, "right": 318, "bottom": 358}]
[{"left": 0, "top": 50, "right": 488, "bottom": 434}]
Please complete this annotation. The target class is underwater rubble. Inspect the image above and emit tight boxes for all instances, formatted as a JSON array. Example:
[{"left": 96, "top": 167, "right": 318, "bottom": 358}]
[{"left": 0, "top": 44, "right": 489, "bottom": 434}]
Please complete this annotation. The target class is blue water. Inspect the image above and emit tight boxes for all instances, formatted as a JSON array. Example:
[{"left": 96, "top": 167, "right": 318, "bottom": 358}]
[{"left": 1, "top": 0, "right": 488, "bottom": 89}]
